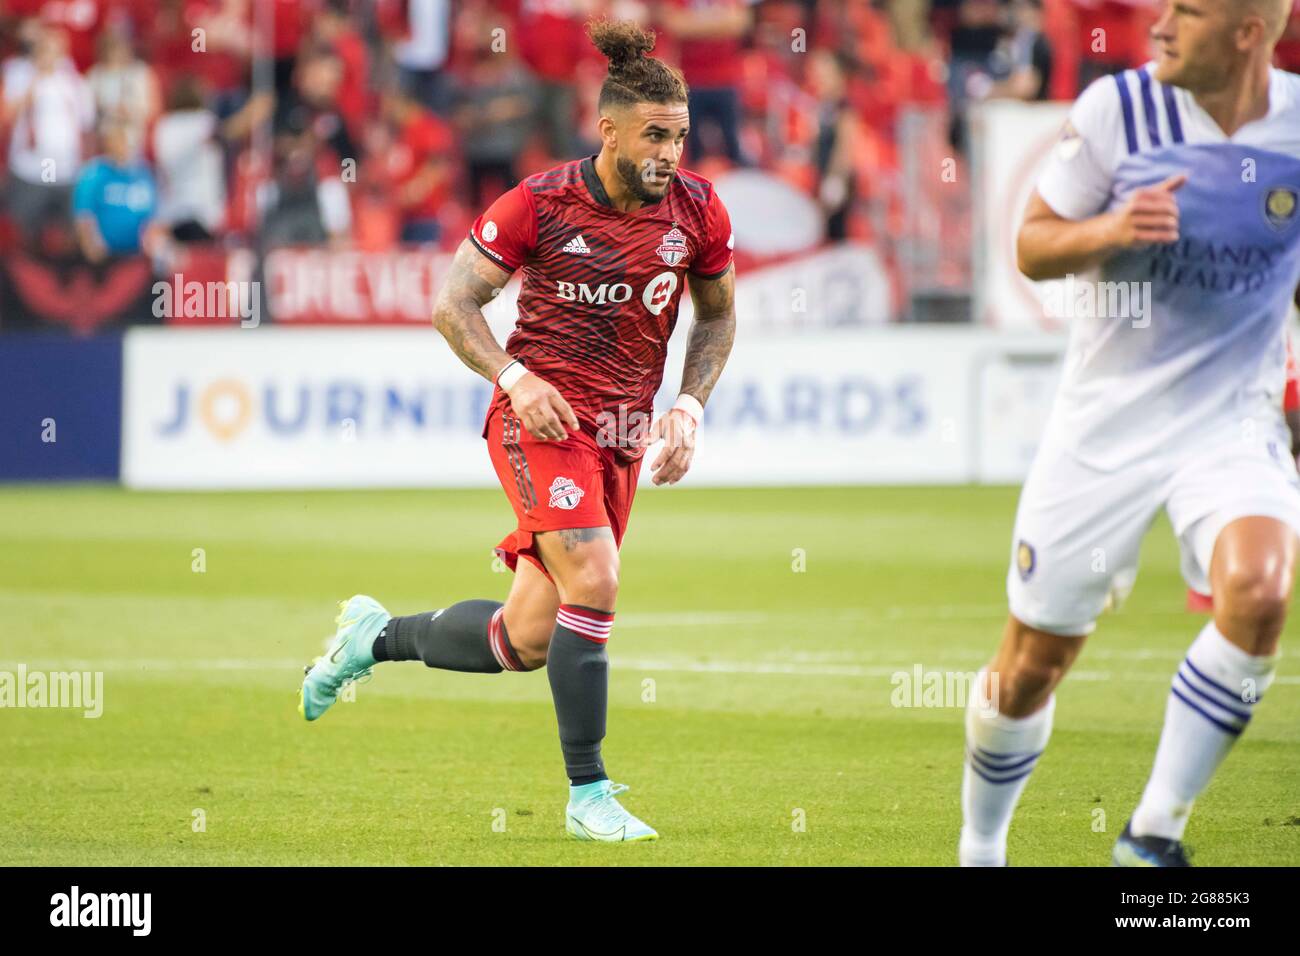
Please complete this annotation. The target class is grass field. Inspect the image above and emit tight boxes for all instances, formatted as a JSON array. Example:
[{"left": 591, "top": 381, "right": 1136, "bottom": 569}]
[{"left": 1, "top": 484, "right": 1297, "bottom": 866}]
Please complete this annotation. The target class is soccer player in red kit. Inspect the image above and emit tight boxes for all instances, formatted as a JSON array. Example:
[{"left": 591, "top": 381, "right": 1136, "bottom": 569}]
[{"left": 298, "top": 20, "right": 737, "bottom": 843}]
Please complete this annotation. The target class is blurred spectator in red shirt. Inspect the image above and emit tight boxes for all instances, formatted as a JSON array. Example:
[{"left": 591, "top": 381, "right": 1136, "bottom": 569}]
[
  {"left": 516, "top": 0, "right": 599, "bottom": 159},
  {"left": 658, "top": 0, "right": 753, "bottom": 166},
  {"left": 147, "top": 0, "right": 251, "bottom": 117},
  {"left": 312, "top": 0, "right": 370, "bottom": 145},
  {"left": 269, "top": 0, "right": 312, "bottom": 95},
  {"left": 380, "top": 88, "right": 454, "bottom": 244},
  {"left": 1068, "top": 0, "right": 1157, "bottom": 89}
]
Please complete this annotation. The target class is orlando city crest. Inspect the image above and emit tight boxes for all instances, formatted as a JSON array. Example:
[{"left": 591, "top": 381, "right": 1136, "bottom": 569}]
[
  {"left": 1264, "top": 186, "right": 1298, "bottom": 230},
  {"left": 656, "top": 227, "right": 688, "bottom": 267},
  {"left": 548, "top": 476, "right": 585, "bottom": 511},
  {"left": 1016, "top": 540, "right": 1036, "bottom": 582}
]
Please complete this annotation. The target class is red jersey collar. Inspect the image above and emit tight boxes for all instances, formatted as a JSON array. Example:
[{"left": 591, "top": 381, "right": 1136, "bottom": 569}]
[{"left": 580, "top": 154, "right": 666, "bottom": 215}]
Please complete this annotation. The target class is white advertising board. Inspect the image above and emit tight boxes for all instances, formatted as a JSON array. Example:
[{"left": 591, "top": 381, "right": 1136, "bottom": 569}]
[
  {"left": 970, "top": 99, "right": 1073, "bottom": 332},
  {"left": 124, "top": 327, "right": 1058, "bottom": 489}
]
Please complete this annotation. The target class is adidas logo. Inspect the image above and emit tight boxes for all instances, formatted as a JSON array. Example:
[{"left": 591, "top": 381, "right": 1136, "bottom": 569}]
[{"left": 562, "top": 234, "right": 591, "bottom": 255}]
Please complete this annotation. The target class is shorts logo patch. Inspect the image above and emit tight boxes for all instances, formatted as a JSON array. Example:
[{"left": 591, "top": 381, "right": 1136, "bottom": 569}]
[
  {"left": 548, "top": 476, "right": 585, "bottom": 510},
  {"left": 1016, "top": 540, "right": 1036, "bottom": 581}
]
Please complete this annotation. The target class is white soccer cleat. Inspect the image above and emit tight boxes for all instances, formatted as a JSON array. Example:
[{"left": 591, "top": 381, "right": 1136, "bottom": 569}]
[{"left": 565, "top": 780, "right": 659, "bottom": 842}]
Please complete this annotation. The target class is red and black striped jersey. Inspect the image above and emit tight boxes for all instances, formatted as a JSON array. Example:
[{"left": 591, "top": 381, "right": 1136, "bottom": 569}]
[{"left": 469, "top": 155, "right": 734, "bottom": 460}]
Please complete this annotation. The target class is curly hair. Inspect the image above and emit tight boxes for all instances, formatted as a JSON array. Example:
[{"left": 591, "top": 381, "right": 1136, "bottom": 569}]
[{"left": 586, "top": 19, "right": 689, "bottom": 110}]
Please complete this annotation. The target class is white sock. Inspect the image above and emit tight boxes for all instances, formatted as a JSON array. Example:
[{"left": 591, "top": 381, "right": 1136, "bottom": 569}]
[
  {"left": 1130, "top": 622, "right": 1276, "bottom": 841},
  {"left": 959, "top": 668, "right": 1055, "bottom": 866}
]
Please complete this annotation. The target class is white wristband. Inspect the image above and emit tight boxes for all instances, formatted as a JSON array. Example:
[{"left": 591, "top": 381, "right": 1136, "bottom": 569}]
[
  {"left": 496, "top": 359, "right": 527, "bottom": 392},
  {"left": 672, "top": 393, "right": 704, "bottom": 428}
]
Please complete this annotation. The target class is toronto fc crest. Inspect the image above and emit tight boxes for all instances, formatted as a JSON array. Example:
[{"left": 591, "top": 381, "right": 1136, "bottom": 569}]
[
  {"left": 548, "top": 476, "right": 586, "bottom": 510},
  {"left": 656, "top": 227, "right": 688, "bottom": 267}
]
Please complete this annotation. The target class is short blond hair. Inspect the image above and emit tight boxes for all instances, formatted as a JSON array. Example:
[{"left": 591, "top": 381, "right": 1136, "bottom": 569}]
[{"left": 1234, "top": 0, "right": 1291, "bottom": 43}]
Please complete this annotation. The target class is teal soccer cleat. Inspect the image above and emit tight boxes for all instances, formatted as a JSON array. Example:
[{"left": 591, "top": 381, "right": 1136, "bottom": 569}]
[
  {"left": 298, "top": 595, "right": 389, "bottom": 721},
  {"left": 1112, "top": 821, "right": 1191, "bottom": 867},
  {"left": 565, "top": 780, "right": 659, "bottom": 842}
]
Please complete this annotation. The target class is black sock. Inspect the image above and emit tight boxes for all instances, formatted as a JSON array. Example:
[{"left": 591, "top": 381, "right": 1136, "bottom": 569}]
[
  {"left": 372, "top": 618, "right": 418, "bottom": 662},
  {"left": 547, "top": 604, "right": 614, "bottom": 783},
  {"left": 374, "top": 600, "right": 524, "bottom": 673}
]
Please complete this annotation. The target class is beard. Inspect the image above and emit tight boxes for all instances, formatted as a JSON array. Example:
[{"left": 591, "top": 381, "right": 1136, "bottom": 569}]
[
  {"left": 1154, "top": 53, "right": 1194, "bottom": 90},
  {"left": 616, "top": 155, "right": 670, "bottom": 203},
  {"left": 1154, "top": 44, "right": 1232, "bottom": 94}
]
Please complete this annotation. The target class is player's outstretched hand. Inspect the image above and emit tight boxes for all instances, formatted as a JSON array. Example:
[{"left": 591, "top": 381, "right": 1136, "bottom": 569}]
[
  {"left": 645, "top": 409, "right": 696, "bottom": 486},
  {"left": 508, "top": 372, "right": 579, "bottom": 441},
  {"left": 1110, "top": 172, "right": 1187, "bottom": 248}
]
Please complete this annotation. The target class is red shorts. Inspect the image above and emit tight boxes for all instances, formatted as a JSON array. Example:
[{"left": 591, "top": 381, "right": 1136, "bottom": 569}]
[{"left": 484, "top": 401, "right": 641, "bottom": 580}]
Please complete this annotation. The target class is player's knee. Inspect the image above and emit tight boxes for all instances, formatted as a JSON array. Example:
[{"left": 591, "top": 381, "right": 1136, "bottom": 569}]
[
  {"left": 991, "top": 619, "right": 1075, "bottom": 715},
  {"left": 508, "top": 617, "right": 554, "bottom": 671},
  {"left": 564, "top": 560, "right": 620, "bottom": 612},
  {"left": 998, "top": 653, "right": 1068, "bottom": 715},
  {"left": 514, "top": 644, "right": 548, "bottom": 671},
  {"left": 1216, "top": 564, "right": 1291, "bottom": 637}
]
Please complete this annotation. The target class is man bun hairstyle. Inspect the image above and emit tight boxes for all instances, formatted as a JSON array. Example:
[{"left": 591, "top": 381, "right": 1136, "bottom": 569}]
[{"left": 587, "top": 19, "right": 688, "bottom": 110}]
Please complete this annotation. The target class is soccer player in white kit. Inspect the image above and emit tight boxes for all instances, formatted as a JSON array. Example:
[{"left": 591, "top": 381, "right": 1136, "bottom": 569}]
[{"left": 960, "top": 0, "right": 1300, "bottom": 866}]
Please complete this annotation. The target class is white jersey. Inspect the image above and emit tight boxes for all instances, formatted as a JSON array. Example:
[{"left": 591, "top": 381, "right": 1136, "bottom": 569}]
[{"left": 1036, "top": 65, "right": 1300, "bottom": 471}]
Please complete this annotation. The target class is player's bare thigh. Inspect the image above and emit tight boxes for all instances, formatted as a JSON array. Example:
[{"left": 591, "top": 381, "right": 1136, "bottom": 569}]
[
  {"left": 502, "top": 527, "right": 619, "bottom": 669},
  {"left": 1209, "top": 516, "right": 1297, "bottom": 657},
  {"left": 987, "top": 616, "right": 1087, "bottom": 718},
  {"left": 534, "top": 527, "right": 619, "bottom": 609}
]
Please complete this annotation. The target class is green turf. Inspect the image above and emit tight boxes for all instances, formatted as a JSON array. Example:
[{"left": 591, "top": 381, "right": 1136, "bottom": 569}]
[{"left": 1, "top": 485, "right": 1296, "bottom": 865}]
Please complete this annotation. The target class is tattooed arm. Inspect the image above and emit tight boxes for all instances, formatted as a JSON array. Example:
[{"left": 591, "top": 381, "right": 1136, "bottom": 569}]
[
  {"left": 431, "top": 239, "right": 513, "bottom": 379},
  {"left": 432, "top": 239, "right": 578, "bottom": 440},
  {"left": 645, "top": 264, "right": 737, "bottom": 486},
  {"left": 680, "top": 264, "right": 737, "bottom": 407}
]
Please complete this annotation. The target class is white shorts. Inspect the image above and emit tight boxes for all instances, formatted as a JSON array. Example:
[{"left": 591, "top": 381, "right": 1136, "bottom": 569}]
[{"left": 1007, "top": 430, "right": 1300, "bottom": 636}]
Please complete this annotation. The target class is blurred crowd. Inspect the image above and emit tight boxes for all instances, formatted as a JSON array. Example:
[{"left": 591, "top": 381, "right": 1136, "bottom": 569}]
[{"left": 3, "top": 0, "right": 1299, "bottom": 266}]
